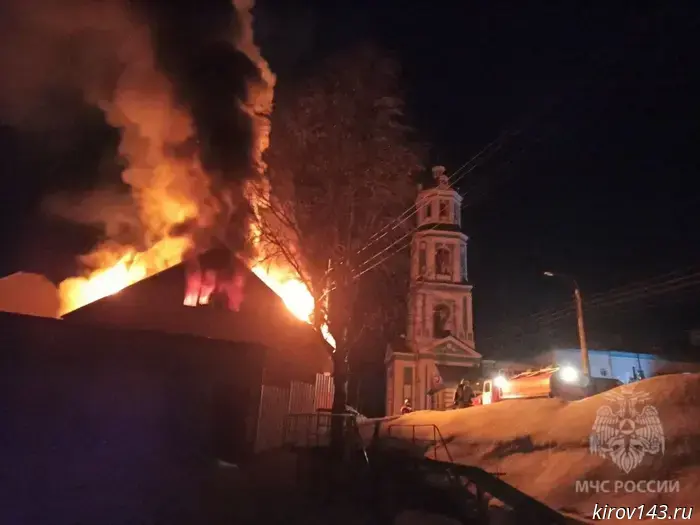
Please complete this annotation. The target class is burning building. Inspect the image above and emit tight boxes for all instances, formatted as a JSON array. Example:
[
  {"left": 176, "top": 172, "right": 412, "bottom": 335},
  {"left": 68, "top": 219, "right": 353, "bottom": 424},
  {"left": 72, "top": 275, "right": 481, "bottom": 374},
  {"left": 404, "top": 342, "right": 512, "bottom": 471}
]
[
  {"left": 0, "top": 0, "right": 338, "bottom": 521},
  {"left": 0, "top": 248, "right": 332, "bottom": 525},
  {"left": 62, "top": 247, "right": 332, "bottom": 382}
]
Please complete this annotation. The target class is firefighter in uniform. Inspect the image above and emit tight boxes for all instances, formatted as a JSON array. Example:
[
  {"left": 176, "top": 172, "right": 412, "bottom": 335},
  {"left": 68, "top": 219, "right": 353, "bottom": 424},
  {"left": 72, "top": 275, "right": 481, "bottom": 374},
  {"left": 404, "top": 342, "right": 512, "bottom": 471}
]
[{"left": 453, "top": 379, "right": 474, "bottom": 409}]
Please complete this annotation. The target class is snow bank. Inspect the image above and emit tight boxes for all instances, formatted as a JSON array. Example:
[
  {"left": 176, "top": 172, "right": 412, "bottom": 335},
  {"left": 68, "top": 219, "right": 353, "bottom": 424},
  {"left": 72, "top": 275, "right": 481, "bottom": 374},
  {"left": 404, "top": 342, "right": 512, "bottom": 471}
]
[{"left": 377, "top": 374, "right": 700, "bottom": 522}]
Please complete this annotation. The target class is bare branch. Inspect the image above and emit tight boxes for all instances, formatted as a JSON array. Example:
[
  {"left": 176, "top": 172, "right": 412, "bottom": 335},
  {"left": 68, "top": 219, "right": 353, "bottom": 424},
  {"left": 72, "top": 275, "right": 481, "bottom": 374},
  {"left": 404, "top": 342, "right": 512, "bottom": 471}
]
[{"left": 259, "top": 41, "right": 426, "bottom": 353}]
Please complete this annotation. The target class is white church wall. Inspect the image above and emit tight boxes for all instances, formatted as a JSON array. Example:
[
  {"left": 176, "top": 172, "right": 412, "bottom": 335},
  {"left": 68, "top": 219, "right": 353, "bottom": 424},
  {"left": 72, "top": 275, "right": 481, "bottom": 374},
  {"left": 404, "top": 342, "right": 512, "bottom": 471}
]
[
  {"left": 387, "top": 167, "right": 476, "bottom": 415},
  {"left": 386, "top": 356, "right": 419, "bottom": 415},
  {"left": 386, "top": 362, "right": 393, "bottom": 416}
]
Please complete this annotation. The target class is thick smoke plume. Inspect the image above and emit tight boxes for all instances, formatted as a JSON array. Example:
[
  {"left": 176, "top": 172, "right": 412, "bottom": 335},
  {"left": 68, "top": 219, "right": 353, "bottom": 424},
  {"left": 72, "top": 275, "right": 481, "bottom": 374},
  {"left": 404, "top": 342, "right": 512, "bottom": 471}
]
[{"left": 0, "top": 0, "right": 275, "bottom": 313}]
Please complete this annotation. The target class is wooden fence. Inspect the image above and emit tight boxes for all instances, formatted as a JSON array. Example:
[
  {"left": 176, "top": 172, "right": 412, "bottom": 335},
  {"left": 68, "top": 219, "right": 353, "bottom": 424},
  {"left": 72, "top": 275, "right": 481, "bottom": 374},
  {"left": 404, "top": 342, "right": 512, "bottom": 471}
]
[
  {"left": 253, "top": 373, "right": 334, "bottom": 452},
  {"left": 314, "top": 372, "right": 334, "bottom": 411}
]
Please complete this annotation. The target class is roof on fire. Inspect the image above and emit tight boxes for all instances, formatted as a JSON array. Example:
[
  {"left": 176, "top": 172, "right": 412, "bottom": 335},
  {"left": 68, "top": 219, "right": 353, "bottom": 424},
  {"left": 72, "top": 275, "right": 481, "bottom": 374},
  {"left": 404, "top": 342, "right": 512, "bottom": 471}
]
[{"left": 62, "top": 250, "right": 332, "bottom": 381}]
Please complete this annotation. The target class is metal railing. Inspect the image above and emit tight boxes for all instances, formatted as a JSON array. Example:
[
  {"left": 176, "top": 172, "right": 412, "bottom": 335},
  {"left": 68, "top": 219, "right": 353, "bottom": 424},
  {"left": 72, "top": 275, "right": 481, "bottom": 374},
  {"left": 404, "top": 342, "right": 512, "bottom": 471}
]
[
  {"left": 420, "top": 458, "right": 572, "bottom": 524},
  {"left": 386, "top": 423, "right": 455, "bottom": 462},
  {"left": 379, "top": 422, "right": 572, "bottom": 524},
  {"left": 282, "top": 416, "right": 573, "bottom": 523},
  {"left": 283, "top": 411, "right": 361, "bottom": 448}
]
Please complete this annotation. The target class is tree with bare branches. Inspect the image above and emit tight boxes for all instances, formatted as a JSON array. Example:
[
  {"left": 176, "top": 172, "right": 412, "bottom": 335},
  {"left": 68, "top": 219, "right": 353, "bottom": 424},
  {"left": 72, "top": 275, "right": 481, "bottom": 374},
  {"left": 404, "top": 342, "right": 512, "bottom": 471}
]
[{"left": 255, "top": 43, "right": 426, "bottom": 448}]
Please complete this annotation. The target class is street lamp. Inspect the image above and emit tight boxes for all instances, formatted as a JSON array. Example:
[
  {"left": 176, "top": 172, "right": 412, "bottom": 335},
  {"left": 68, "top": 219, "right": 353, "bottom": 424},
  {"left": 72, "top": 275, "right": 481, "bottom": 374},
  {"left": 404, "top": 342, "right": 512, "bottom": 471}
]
[{"left": 543, "top": 271, "right": 590, "bottom": 377}]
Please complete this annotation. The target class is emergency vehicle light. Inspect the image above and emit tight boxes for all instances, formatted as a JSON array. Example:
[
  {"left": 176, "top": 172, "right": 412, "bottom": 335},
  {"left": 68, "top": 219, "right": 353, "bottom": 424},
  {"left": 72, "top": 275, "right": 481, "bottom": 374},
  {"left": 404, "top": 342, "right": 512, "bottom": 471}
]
[
  {"left": 493, "top": 375, "right": 509, "bottom": 389},
  {"left": 559, "top": 365, "right": 579, "bottom": 384}
]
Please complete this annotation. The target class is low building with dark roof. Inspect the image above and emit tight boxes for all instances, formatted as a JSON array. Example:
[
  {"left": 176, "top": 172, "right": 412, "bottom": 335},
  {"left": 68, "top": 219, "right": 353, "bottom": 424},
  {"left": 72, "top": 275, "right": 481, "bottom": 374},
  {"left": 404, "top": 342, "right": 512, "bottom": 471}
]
[{"left": 1, "top": 249, "right": 331, "bottom": 525}]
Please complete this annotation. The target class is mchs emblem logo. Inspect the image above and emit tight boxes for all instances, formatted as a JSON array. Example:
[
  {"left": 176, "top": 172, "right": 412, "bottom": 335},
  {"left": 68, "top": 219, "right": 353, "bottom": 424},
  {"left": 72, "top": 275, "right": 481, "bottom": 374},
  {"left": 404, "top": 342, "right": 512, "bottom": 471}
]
[{"left": 590, "top": 386, "right": 665, "bottom": 474}]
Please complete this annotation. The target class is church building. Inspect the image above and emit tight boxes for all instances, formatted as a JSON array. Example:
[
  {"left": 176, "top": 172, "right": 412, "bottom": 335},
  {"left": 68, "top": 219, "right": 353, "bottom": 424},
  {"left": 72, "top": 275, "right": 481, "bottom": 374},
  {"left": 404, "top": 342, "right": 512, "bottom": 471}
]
[{"left": 385, "top": 166, "right": 482, "bottom": 415}]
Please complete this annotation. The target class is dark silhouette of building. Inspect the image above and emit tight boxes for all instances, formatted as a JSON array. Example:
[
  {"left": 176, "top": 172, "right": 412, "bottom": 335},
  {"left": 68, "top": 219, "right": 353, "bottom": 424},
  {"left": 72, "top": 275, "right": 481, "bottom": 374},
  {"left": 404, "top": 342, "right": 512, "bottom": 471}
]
[{"left": 1, "top": 250, "right": 331, "bottom": 524}]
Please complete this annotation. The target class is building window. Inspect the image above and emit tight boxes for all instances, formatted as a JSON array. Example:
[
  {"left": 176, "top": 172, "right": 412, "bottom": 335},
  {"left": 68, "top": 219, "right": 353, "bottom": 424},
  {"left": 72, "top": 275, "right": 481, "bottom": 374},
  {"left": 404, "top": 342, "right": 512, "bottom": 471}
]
[
  {"left": 462, "top": 296, "right": 467, "bottom": 335},
  {"left": 600, "top": 368, "right": 608, "bottom": 377},
  {"left": 454, "top": 203, "right": 460, "bottom": 225},
  {"left": 433, "top": 303, "right": 452, "bottom": 339},
  {"left": 418, "top": 242, "right": 427, "bottom": 277},
  {"left": 460, "top": 244, "right": 467, "bottom": 281},
  {"left": 424, "top": 201, "right": 433, "bottom": 220},
  {"left": 414, "top": 294, "right": 424, "bottom": 337},
  {"left": 439, "top": 200, "right": 449, "bottom": 220},
  {"left": 435, "top": 244, "right": 453, "bottom": 277},
  {"left": 403, "top": 366, "right": 413, "bottom": 385},
  {"left": 387, "top": 366, "right": 394, "bottom": 415},
  {"left": 403, "top": 366, "right": 413, "bottom": 403}
]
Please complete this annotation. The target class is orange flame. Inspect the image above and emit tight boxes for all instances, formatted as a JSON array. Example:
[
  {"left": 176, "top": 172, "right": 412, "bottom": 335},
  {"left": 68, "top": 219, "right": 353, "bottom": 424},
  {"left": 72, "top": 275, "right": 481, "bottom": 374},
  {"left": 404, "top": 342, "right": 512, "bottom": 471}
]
[
  {"left": 58, "top": 222, "right": 335, "bottom": 348},
  {"left": 58, "top": 236, "right": 192, "bottom": 315},
  {"left": 51, "top": 1, "right": 334, "bottom": 347},
  {"left": 250, "top": 264, "right": 335, "bottom": 349},
  {"left": 247, "top": 195, "right": 336, "bottom": 348}
]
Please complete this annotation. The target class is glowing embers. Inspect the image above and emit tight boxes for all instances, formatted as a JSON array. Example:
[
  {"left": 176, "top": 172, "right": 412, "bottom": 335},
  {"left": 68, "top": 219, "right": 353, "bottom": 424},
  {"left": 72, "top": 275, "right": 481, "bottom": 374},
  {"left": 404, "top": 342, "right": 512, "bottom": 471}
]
[{"left": 184, "top": 268, "right": 244, "bottom": 311}]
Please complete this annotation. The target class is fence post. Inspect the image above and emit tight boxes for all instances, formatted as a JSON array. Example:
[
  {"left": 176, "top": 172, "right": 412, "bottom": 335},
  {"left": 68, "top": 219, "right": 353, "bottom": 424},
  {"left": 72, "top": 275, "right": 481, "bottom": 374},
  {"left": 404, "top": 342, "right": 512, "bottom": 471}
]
[
  {"left": 287, "top": 381, "right": 295, "bottom": 447},
  {"left": 433, "top": 426, "right": 437, "bottom": 460},
  {"left": 254, "top": 385, "right": 265, "bottom": 453}
]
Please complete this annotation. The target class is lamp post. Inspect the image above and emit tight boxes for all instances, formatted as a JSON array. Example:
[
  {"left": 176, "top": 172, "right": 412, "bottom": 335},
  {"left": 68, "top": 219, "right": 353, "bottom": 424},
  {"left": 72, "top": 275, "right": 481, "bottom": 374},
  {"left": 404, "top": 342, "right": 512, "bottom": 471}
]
[{"left": 544, "top": 271, "right": 590, "bottom": 377}]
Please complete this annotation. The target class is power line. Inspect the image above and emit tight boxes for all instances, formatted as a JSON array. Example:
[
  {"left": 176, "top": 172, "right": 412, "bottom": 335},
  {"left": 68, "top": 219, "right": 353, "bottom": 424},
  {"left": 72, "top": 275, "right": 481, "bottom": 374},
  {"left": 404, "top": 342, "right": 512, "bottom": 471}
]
[
  {"left": 354, "top": 181, "right": 471, "bottom": 275},
  {"left": 350, "top": 19, "right": 668, "bottom": 297},
  {"left": 483, "top": 286, "right": 700, "bottom": 351},
  {"left": 354, "top": 89, "right": 600, "bottom": 275},
  {"left": 586, "top": 265, "right": 699, "bottom": 302},
  {"left": 356, "top": 131, "right": 511, "bottom": 256},
  {"left": 353, "top": 153, "right": 532, "bottom": 276},
  {"left": 543, "top": 274, "right": 700, "bottom": 324},
  {"left": 531, "top": 268, "right": 700, "bottom": 324},
  {"left": 354, "top": 140, "right": 533, "bottom": 275},
  {"left": 480, "top": 268, "right": 700, "bottom": 345},
  {"left": 353, "top": 16, "right": 652, "bottom": 278},
  {"left": 355, "top": 139, "right": 529, "bottom": 273},
  {"left": 353, "top": 239, "right": 411, "bottom": 281}
]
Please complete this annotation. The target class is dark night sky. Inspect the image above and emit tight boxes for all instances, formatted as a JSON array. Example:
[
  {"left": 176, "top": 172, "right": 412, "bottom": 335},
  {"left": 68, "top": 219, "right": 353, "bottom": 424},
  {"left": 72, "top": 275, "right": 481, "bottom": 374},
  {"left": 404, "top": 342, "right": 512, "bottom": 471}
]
[
  {"left": 260, "top": 1, "right": 700, "bottom": 358},
  {"left": 1, "top": 1, "right": 699, "bottom": 367}
]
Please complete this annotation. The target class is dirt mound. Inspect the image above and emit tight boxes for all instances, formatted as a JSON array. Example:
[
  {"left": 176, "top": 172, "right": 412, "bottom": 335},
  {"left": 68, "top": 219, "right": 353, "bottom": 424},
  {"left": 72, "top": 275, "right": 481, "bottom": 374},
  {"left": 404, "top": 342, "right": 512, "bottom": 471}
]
[{"left": 382, "top": 374, "right": 700, "bottom": 521}]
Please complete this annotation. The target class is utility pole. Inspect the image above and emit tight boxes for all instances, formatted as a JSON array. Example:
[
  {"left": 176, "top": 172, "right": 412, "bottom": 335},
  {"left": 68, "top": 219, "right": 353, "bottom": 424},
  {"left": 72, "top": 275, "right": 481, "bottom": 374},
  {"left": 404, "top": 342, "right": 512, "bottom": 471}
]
[
  {"left": 544, "top": 272, "right": 591, "bottom": 377},
  {"left": 573, "top": 284, "right": 590, "bottom": 376}
]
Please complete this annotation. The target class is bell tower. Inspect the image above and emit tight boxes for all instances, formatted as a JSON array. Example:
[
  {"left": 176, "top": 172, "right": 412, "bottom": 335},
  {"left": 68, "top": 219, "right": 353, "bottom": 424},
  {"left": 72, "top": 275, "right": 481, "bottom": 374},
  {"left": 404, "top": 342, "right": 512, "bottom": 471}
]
[
  {"left": 409, "top": 165, "right": 473, "bottom": 343},
  {"left": 385, "top": 166, "right": 480, "bottom": 416}
]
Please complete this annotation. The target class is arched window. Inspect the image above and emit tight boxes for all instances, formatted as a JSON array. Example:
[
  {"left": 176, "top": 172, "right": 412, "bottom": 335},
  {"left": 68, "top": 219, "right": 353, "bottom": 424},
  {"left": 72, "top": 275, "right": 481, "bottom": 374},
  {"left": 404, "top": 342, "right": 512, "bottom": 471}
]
[
  {"left": 439, "top": 200, "right": 449, "bottom": 220},
  {"left": 433, "top": 303, "right": 452, "bottom": 339},
  {"left": 418, "top": 242, "right": 427, "bottom": 277},
  {"left": 435, "top": 245, "right": 452, "bottom": 277},
  {"left": 460, "top": 244, "right": 468, "bottom": 281}
]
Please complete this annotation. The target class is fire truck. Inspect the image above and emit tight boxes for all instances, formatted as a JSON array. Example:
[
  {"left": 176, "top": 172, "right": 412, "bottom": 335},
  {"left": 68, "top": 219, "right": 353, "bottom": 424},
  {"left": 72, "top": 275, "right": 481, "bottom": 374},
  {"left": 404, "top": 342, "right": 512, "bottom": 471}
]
[{"left": 473, "top": 365, "right": 587, "bottom": 405}]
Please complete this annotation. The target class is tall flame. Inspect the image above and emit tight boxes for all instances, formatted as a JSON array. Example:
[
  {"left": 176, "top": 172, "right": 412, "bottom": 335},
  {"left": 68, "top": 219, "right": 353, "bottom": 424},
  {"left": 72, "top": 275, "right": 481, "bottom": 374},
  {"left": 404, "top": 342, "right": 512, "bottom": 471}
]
[
  {"left": 50, "top": 0, "right": 335, "bottom": 349},
  {"left": 247, "top": 202, "right": 336, "bottom": 348},
  {"left": 59, "top": 219, "right": 335, "bottom": 348},
  {"left": 251, "top": 267, "right": 335, "bottom": 349},
  {"left": 58, "top": 236, "right": 193, "bottom": 314}
]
